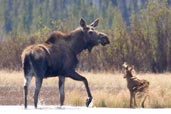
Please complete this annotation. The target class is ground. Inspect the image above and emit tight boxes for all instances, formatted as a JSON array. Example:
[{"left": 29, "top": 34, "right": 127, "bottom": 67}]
[
  {"left": 0, "top": 105, "right": 171, "bottom": 114},
  {"left": 1, "top": 70, "right": 171, "bottom": 108}
]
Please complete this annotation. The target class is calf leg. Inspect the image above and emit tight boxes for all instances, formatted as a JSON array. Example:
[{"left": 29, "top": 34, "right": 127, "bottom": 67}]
[
  {"left": 68, "top": 71, "right": 92, "bottom": 107},
  {"left": 130, "top": 92, "right": 133, "bottom": 108},
  {"left": 141, "top": 95, "right": 149, "bottom": 108},
  {"left": 133, "top": 93, "right": 137, "bottom": 107},
  {"left": 59, "top": 77, "right": 65, "bottom": 106}
]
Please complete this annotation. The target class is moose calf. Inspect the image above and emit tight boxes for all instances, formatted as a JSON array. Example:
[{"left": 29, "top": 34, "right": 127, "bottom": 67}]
[{"left": 122, "top": 62, "right": 150, "bottom": 108}]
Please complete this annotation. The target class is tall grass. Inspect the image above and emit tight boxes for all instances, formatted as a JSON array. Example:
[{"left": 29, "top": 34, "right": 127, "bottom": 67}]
[{"left": 0, "top": 70, "right": 171, "bottom": 108}]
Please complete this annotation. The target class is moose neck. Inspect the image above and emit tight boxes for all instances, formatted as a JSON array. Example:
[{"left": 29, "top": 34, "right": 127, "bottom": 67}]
[{"left": 68, "top": 28, "right": 88, "bottom": 55}]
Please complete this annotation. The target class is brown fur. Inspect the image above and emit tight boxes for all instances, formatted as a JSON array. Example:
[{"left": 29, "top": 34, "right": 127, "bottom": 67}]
[
  {"left": 122, "top": 63, "right": 149, "bottom": 108},
  {"left": 21, "top": 18, "right": 110, "bottom": 108}
]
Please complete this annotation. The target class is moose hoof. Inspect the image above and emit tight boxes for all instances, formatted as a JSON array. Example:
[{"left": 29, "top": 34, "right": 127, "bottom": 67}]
[{"left": 86, "top": 97, "right": 92, "bottom": 107}]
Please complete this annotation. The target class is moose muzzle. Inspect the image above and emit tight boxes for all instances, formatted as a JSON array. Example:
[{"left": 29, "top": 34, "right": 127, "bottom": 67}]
[{"left": 98, "top": 33, "right": 110, "bottom": 46}]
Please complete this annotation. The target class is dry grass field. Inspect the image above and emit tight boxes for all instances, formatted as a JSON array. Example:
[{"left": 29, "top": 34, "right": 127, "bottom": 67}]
[{"left": 0, "top": 70, "right": 171, "bottom": 108}]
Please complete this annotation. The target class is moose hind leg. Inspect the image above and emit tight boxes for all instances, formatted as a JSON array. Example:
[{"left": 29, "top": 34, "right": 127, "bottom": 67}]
[
  {"left": 24, "top": 75, "right": 33, "bottom": 109},
  {"left": 69, "top": 71, "right": 92, "bottom": 107},
  {"left": 59, "top": 77, "right": 65, "bottom": 106},
  {"left": 34, "top": 77, "right": 43, "bottom": 108}
]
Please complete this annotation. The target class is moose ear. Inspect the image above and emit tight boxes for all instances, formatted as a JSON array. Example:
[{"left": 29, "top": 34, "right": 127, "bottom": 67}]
[
  {"left": 90, "top": 18, "right": 99, "bottom": 27},
  {"left": 80, "top": 18, "right": 86, "bottom": 28}
]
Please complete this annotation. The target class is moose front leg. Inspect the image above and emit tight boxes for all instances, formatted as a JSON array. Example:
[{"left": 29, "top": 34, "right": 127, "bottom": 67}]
[
  {"left": 59, "top": 77, "right": 65, "bottom": 106},
  {"left": 68, "top": 71, "right": 93, "bottom": 107}
]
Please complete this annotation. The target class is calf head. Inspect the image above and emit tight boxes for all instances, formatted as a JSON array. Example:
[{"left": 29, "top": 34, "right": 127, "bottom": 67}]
[{"left": 122, "top": 62, "right": 135, "bottom": 78}]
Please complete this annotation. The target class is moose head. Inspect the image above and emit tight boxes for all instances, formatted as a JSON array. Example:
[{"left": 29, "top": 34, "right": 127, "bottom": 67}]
[{"left": 79, "top": 18, "right": 110, "bottom": 52}]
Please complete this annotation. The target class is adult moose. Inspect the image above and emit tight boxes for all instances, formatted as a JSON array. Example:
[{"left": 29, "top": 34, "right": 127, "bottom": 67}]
[{"left": 21, "top": 18, "right": 110, "bottom": 108}]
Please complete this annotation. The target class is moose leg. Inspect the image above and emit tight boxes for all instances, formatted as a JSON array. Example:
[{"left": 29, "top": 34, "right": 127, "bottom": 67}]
[
  {"left": 24, "top": 76, "right": 32, "bottom": 109},
  {"left": 58, "top": 77, "right": 65, "bottom": 106},
  {"left": 68, "top": 71, "right": 92, "bottom": 107},
  {"left": 34, "top": 77, "right": 43, "bottom": 108}
]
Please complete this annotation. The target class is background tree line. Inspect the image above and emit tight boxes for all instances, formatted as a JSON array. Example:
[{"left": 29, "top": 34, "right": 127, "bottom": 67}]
[{"left": 0, "top": 0, "right": 171, "bottom": 73}]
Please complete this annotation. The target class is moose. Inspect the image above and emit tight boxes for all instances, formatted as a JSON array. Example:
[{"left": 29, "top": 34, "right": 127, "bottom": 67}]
[
  {"left": 21, "top": 18, "right": 110, "bottom": 108},
  {"left": 122, "top": 62, "right": 150, "bottom": 108}
]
